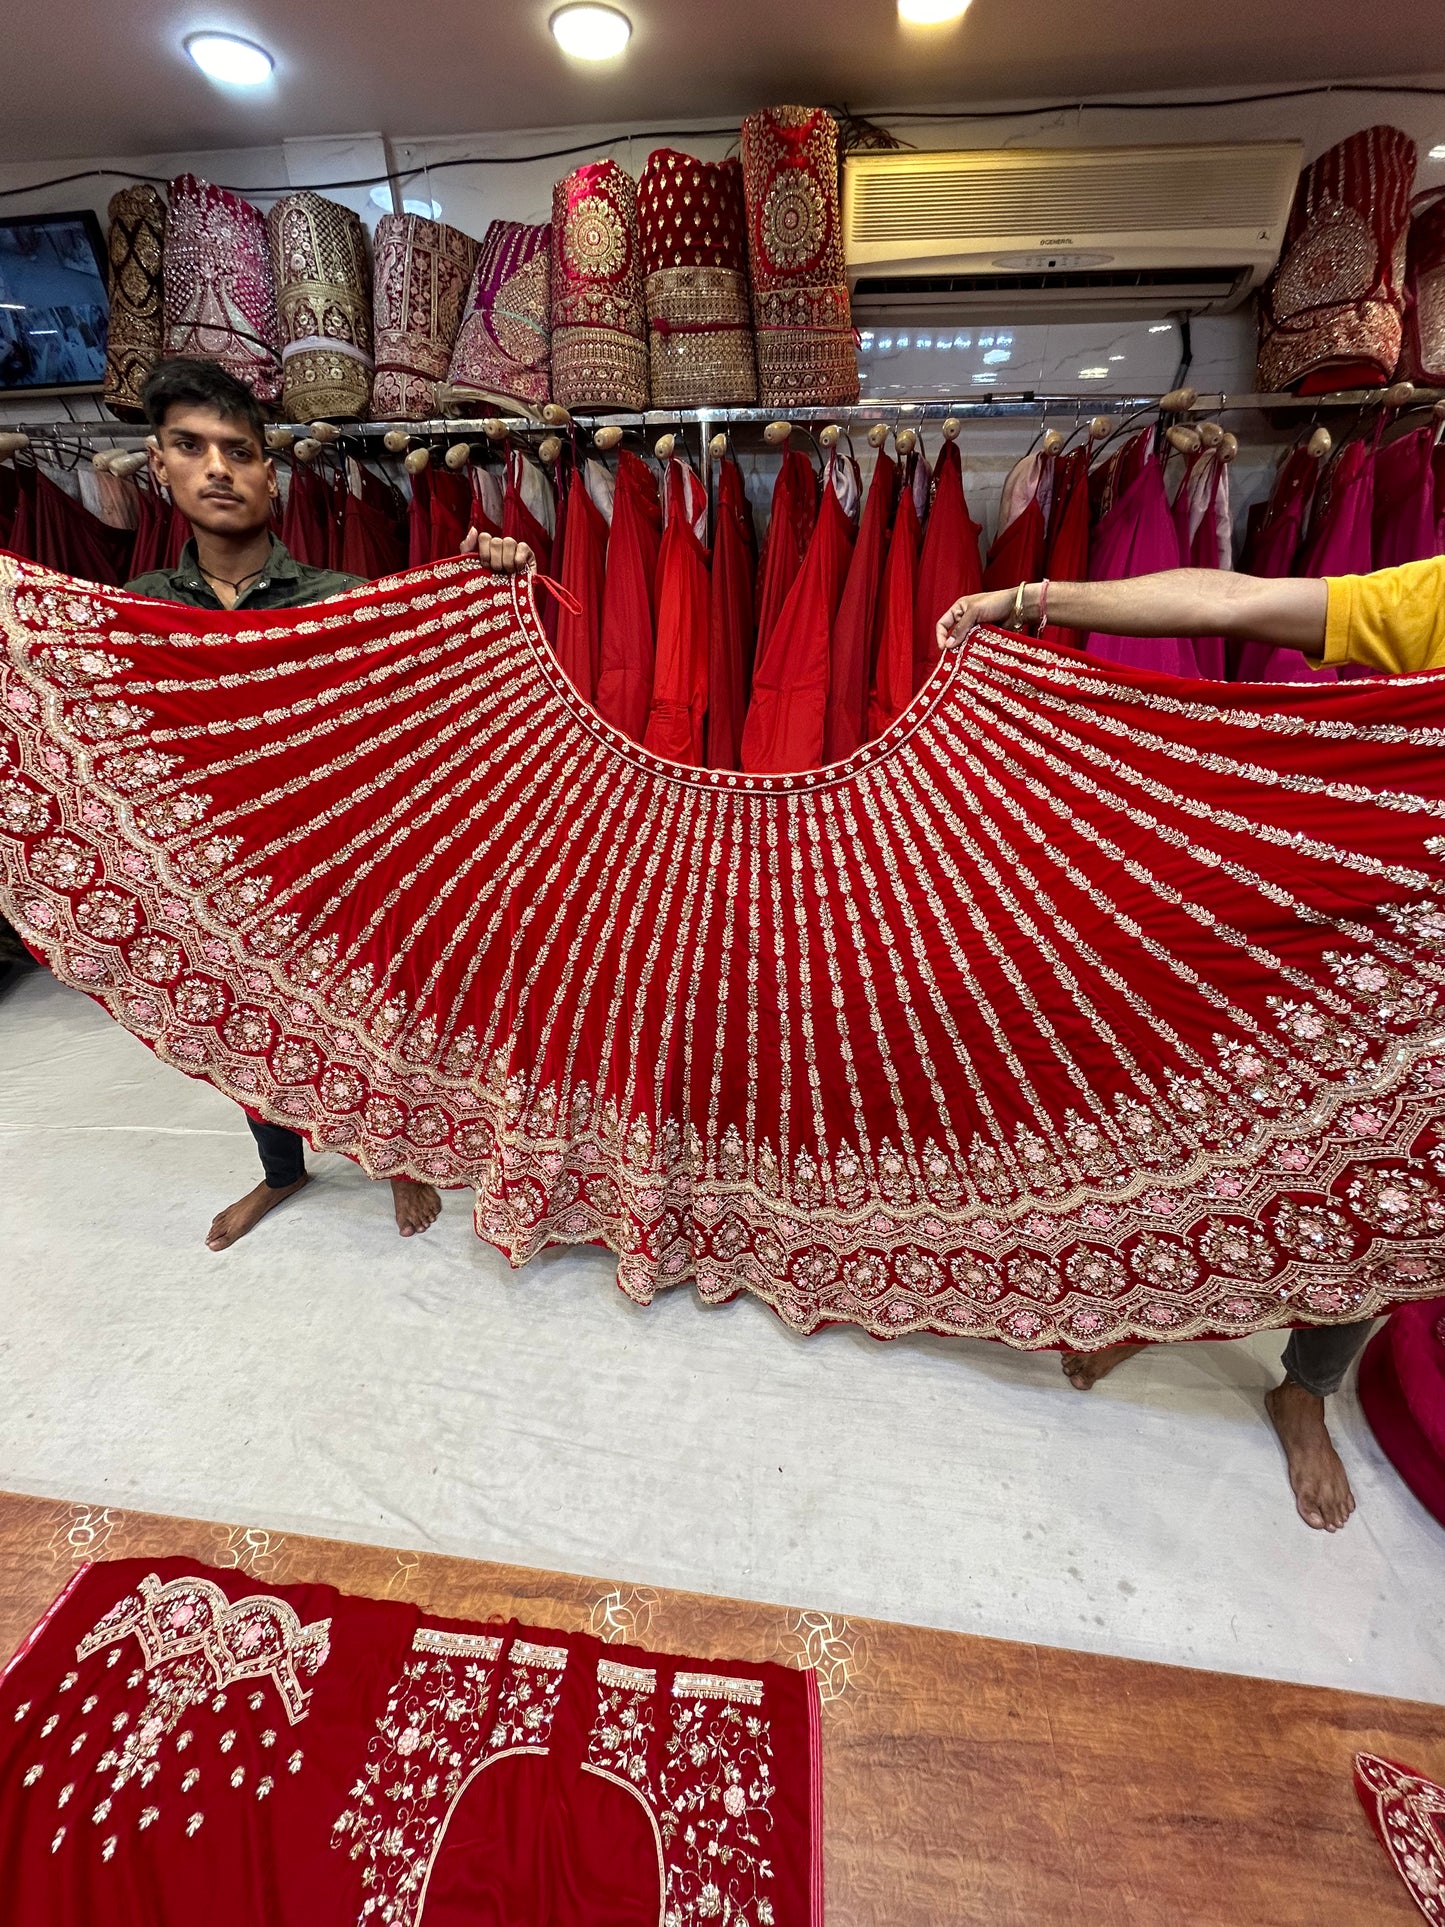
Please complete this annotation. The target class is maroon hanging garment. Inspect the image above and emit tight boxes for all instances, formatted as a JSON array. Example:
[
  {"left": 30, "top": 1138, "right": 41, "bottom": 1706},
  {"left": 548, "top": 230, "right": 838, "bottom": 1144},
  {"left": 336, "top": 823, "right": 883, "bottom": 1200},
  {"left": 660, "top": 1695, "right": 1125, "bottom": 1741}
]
[
  {"left": 643, "top": 461, "right": 712, "bottom": 765},
  {"left": 1373, "top": 424, "right": 1439, "bottom": 568},
  {"left": 428, "top": 465, "right": 473, "bottom": 563},
  {"left": 753, "top": 449, "right": 817, "bottom": 659},
  {"left": 1085, "top": 439, "right": 1200, "bottom": 676},
  {"left": 824, "top": 448, "right": 896, "bottom": 763},
  {"left": 126, "top": 481, "right": 171, "bottom": 578},
  {"left": 741, "top": 460, "right": 854, "bottom": 774},
  {"left": 913, "top": 438, "right": 983, "bottom": 693},
  {"left": 554, "top": 467, "right": 609, "bottom": 703},
  {"left": 27, "top": 466, "right": 132, "bottom": 584},
  {"left": 341, "top": 469, "right": 407, "bottom": 581},
  {"left": 705, "top": 456, "right": 756, "bottom": 771},
  {"left": 0, "top": 463, "right": 17, "bottom": 551},
  {"left": 866, "top": 477, "right": 922, "bottom": 741},
  {"left": 1233, "top": 444, "right": 1331, "bottom": 683},
  {"left": 594, "top": 449, "right": 662, "bottom": 743}
]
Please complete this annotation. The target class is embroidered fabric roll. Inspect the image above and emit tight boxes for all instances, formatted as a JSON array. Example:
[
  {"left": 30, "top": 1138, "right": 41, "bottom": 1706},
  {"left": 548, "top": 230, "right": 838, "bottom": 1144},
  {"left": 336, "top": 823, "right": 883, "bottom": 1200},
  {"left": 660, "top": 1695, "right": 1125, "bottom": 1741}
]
[
  {"left": 444, "top": 218, "right": 551, "bottom": 416},
  {"left": 638, "top": 148, "right": 757, "bottom": 408},
  {"left": 102, "top": 185, "right": 166, "bottom": 421},
  {"left": 1398, "top": 185, "right": 1445, "bottom": 386},
  {"left": 1256, "top": 125, "right": 1418, "bottom": 395},
  {"left": 266, "top": 191, "right": 373, "bottom": 420},
  {"left": 162, "top": 175, "right": 282, "bottom": 403},
  {"left": 371, "top": 212, "right": 479, "bottom": 421},
  {"left": 550, "top": 160, "right": 648, "bottom": 411},
  {"left": 740, "top": 106, "right": 859, "bottom": 408}
]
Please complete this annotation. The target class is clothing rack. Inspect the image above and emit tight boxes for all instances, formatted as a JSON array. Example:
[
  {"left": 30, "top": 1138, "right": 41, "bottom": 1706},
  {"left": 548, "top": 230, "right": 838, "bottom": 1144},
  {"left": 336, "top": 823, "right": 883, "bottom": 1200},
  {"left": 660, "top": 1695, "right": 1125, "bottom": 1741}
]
[{"left": 4, "top": 385, "right": 1443, "bottom": 452}]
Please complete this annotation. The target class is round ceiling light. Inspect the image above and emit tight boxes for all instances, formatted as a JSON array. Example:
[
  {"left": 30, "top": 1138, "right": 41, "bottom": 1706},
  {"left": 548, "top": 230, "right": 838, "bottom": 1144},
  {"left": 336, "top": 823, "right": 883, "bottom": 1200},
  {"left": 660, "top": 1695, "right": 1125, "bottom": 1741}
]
[
  {"left": 184, "top": 31, "right": 275, "bottom": 85},
  {"left": 550, "top": 4, "right": 632, "bottom": 60},
  {"left": 898, "top": 0, "right": 972, "bottom": 22}
]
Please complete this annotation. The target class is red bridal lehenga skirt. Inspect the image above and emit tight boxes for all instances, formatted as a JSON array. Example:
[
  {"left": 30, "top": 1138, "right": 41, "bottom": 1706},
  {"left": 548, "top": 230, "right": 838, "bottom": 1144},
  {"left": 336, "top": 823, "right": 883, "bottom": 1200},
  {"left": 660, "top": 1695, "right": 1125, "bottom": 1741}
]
[
  {"left": 3, "top": 554, "right": 1445, "bottom": 1350},
  {"left": 0, "top": 1557, "right": 822, "bottom": 1926}
]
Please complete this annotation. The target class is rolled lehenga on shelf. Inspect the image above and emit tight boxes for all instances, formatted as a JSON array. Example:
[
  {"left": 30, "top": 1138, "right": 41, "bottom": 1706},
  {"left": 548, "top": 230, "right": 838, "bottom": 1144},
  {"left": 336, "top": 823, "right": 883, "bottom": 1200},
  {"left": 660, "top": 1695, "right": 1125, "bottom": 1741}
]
[
  {"left": 638, "top": 148, "right": 757, "bottom": 408},
  {"left": 371, "top": 212, "right": 479, "bottom": 421},
  {"left": 102, "top": 184, "right": 167, "bottom": 421},
  {"left": 266, "top": 191, "right": 373, "bottom": 421},
  {"left": 2, "top": 553, "right": 1445, "bottom": 1350},
  {"left": 162, "top": 175, "right": 283, "bottom": 403},
  {"left": 550, "top": 159, "right": 649, "bottom": 411},
  {"left": 444, "top": 217, "right": 552, "bottom": 417}
]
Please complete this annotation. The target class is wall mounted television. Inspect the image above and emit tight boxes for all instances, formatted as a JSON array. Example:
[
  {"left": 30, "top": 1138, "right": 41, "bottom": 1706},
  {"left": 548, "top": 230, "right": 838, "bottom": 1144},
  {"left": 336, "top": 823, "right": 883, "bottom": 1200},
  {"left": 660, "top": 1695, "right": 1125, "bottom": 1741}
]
[{"left": 0, "top": 211, "right": 109, "bottom": 397}]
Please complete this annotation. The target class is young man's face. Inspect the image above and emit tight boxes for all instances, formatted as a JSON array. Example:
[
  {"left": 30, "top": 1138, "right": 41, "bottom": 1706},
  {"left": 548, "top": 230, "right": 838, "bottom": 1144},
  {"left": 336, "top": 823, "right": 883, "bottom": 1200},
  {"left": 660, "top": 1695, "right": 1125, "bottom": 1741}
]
[{"left": 149, "top": 403, "right": 276, "bottom": 538}]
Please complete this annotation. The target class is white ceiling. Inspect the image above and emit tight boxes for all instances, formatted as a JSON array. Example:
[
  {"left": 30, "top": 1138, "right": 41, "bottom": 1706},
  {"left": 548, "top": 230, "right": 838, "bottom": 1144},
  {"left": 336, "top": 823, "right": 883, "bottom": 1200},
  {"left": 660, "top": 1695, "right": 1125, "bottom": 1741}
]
[{"left": 5, "top": 0, "right": 1445, "bottom": 165}]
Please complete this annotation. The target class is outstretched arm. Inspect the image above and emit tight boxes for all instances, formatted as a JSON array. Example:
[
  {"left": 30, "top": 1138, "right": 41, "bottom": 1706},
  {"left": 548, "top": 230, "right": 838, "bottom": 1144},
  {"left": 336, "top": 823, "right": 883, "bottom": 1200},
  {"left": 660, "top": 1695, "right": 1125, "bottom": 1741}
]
[{"left": 937, "top": 571, "right": 1329, "bottom": 657}]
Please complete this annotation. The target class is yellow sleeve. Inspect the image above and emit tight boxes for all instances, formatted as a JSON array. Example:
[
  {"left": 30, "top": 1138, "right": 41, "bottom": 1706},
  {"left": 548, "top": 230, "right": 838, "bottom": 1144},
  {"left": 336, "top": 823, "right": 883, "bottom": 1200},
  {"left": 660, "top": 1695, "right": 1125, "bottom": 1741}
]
[{"left": 1323, "top": 557, "right": 1445, "bottom": 674}]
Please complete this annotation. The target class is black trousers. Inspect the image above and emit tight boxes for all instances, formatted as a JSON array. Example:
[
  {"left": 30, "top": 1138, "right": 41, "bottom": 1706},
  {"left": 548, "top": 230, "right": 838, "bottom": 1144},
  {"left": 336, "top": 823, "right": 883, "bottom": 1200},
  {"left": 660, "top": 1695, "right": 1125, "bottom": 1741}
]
[
  {"left": 246, "top": 1114, "right": 306, "bottom": 1189},
  {"left": 1281, "top": 1319, "right": 1375, "bottom": 1396}
]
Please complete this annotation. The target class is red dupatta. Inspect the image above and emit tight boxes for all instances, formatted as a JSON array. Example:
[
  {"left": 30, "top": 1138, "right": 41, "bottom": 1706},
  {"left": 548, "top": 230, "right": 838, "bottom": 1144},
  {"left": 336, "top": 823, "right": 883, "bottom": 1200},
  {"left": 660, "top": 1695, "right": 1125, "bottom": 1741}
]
[
  {"left": 824, "top": 448, "right": 896, "bottom": 764},
  {"left": 753, "top": 449, "right": 817, "bottom": 660},
  {"left": 595, "top": 450, "right": 661, "bottom": 743},
  {"left": 866, "top": 477, "right": 922, "bottom": 741},
  {"left": 553, "top": 467, "right": 609, "bottom": 703},
  {"left": 705, "top": 456, "right": 756, "bottom": 771}
]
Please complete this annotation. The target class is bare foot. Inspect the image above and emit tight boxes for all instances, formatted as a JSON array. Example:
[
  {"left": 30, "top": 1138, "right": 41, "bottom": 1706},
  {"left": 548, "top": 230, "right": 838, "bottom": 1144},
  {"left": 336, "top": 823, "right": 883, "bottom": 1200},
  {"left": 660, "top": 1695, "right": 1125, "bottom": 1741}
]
[
  {"left": 1265, "top": 1379, "right": 1356, "bottom": 1531},
  {"left": 391, "top": 1177, "right": 441, "bottom": 1237},
  {"left": 206, "top": 1174, "right": 309, "bottom": 1251},
  {"left": 1061, "top": 1342, "right": 1147, "bottom": 1389}
]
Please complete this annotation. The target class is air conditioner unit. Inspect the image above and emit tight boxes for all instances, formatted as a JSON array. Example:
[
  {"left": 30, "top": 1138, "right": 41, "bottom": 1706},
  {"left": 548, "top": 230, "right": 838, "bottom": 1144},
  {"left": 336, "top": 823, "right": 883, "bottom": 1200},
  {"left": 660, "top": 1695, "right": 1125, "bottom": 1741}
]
[{"left": 843, "top": 143, "right": 1302, "bottom": 323}]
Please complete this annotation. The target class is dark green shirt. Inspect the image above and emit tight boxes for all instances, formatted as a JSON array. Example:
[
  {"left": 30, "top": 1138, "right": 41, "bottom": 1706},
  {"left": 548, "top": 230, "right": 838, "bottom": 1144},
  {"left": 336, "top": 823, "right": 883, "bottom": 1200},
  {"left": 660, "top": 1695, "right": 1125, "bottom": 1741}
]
[{"left": 126, "top": 534, "right": 360, "bottom": 611}]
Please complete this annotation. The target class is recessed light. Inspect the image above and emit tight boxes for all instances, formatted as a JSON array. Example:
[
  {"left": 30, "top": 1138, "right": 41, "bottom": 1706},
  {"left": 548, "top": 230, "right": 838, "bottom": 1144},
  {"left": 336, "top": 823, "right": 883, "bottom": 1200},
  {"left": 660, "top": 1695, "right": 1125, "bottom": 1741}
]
[
  {"left": 1078, "top": 366, "right": 1109, "bottom": 379},
  {"left": 550, "top": 4, "right": 632, "bottom": 59},
  {"left": 983, "top": 347, "right": 1011, "bottom": 365},
  {"left": 369, "top": 186, "right": 443, "bottom": 220},
  {"left": 898, "top": 0, "right": 972, "bottom": 21},
  {"left": 1431, "top": 144, "right": 1445, "bottom": 161},
  {"left": 1148, "top": 322, "right": 1174, "bottom": 333},
  {"left": 1108, "top": 354, "right": 1126, "bottom": 361},
  {"left": 184, "top": 32, "right": 275, "bottom": 86}
]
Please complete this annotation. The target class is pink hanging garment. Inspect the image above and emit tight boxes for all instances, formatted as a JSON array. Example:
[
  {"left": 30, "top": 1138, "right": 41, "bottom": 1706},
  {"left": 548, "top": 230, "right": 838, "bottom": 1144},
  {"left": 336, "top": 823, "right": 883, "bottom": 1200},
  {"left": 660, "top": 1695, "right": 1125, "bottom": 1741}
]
[
  {"left": 1298, "top": 436, "right": 1379, "bottom": 680},
  {"left": 741, "top": 456, "right": 856, "bottom": 774},
  {"left": 643, "top": 460, "right": 712, "bottom": 765},
  {"left": 705, "top": 456, "right": 756, "bottom": 771},
  {"left": 1169, "top": 448, "right": 1230, "bottom": 680},
  {"left": 912, "top": 438, "right": 983, "bottom": 694},
  {"left": 1233, "top": 444, "right": 1331, "bottom": 683},
  {"left": 594, "top": 449, "right": 662, "bottom": 744},
  {"left": 1373, "top": 424, "right": 1439, "bottom": 568},
  {"left": 824, "top": 448, "right": 897, "bottom": 763},
  {"left": 1085, "top": 438, "right": 1200, "bottom": 676}
]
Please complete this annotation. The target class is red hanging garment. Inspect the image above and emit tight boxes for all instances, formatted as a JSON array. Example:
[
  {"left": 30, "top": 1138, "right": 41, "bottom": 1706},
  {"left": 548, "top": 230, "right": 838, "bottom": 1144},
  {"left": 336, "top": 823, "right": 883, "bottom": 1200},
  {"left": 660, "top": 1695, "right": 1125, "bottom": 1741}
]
[
  {"left": 553, "top": 467, "right": 609, "bottom": 702},
  {"left": 1169, "top": 450, "right": 1231, "bottom": 680},
  {"left": 340, "top": 468, "right": 407, "bottom": 581},
  {"left": 824, "top": 449, "right": 897, "bottom": 764},
  {"left": 741, "top": 461, "right": 854, "bottom": 774},
  {"left": 280, "top": 460, "right": 334, "bottom": 570},
  {"left": 1040, "top": 447, "right": 1090, "bottom": 650},
  {"left": 643, "top": 461, "right": 712, "bottom": 765},
  {"left": 753, "top": 449, "right": 817, "bottom": 660},
  {"left": 7, "top": 553, "right": 1445, "bottom": 1345},
  {"left": 428, "top": 465, "right": 474, "bottom": 564},
  {"left": 126, "top": 483, "right": 172, "bottom": 579},
  {"left": 1360, "top": 1299, "right": 1445, "bottom": 1532},
  {"left": 469, "top": 464, "right": 504, "bottom": 540},
  {"left": 866, "top": 475, "right": 922, "bottom": 741},
  {"left": 0, "top": 1556, "right": 823, "bottom": 1927},
  {"left": 981, "top": 497, "right": 1045, "bottom": 596},
  {"left": 595, "top": 449, "right": 662, "bottom": 743},
  {"left": 1232, "top": 444, "right": 1328, "bottom": 683},
  {"left": 406, "top": 461, "right": 434, "bottom": 570},
  {"left": 503, "top": 450, "right": 555, "bottom": 643},
  {"left": 913, "top": 439, "right": 982, "bottom": 693},
  {"left": 18, "top": 466, "right": 132, "bottom": 585},
  {"left": 163, "top": 501, "right": 189, "bottom": 569},
  {"left": 705, "top": 456, "right": 756, "bottom": 771},
  {"left": 1372, "top": 424, "right": 1439, "bottom": 568},
  {"left": 1085, "top": 442, "right": 1200, "bottom": 676}
]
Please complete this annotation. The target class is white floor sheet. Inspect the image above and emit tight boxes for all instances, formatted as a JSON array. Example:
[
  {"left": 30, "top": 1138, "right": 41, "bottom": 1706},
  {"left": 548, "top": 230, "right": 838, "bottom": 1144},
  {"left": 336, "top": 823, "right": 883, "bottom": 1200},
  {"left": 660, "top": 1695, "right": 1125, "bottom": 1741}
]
[{"left": 2, "top": 970, "right": 1442, "bottom": 1704}]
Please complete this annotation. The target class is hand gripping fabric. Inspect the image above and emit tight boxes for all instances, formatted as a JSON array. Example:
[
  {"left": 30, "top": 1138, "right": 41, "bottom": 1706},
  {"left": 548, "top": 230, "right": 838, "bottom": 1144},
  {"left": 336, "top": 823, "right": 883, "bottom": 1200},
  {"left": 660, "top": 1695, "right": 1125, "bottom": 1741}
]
[{"left": 3, "top": 554, "right": 1445, "bottom": 1350}]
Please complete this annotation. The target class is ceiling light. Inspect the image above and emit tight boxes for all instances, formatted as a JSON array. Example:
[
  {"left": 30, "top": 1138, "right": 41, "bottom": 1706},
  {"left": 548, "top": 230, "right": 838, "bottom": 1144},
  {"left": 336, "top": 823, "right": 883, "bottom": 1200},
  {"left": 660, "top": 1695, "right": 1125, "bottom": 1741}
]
[
  {"left": 898, "top": 0, "right": 972, "bottom": 22},
  {"left": 1430, "top": 144, "right": 1445, "bottom": 161},
  {"left": 1148, "top": 323, "right": 1173, "bottom": 333},
  {"left": 184, "top": 32, "right": 274, "bottom": 85},
  {"left": 1078, "top": 366, "right": 1109, "bottom": 379},
  {"left": 550, "top": 4, "right": 632, "bottom": 59}
]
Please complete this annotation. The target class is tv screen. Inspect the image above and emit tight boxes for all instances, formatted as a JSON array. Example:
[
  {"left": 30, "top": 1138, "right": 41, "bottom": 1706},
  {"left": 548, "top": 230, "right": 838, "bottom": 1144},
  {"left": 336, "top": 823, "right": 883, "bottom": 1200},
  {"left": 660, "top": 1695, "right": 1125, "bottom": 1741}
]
[{"left": 0, "top": 211, "right": 109, "bottom": 396}]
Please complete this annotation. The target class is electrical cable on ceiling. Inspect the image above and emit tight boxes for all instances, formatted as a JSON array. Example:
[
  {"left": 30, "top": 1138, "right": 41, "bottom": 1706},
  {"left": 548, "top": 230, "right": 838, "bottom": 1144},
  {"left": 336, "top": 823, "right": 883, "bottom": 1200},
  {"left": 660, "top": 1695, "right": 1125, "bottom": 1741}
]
[{"left": 2, "top": 79, "right": 1444, "bottom": 201}]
